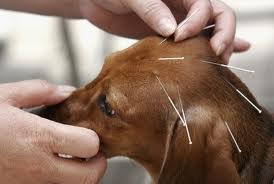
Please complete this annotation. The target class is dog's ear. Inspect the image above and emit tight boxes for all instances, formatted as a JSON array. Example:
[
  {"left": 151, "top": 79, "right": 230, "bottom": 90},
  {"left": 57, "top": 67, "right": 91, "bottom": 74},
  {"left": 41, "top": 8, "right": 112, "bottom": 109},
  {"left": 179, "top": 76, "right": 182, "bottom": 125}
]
[
  {"left": 205, "top": 153, "right": 240, "bottom": 184},
  {"left": 204, "top": 119, "right": 241, "bottom": 184}
]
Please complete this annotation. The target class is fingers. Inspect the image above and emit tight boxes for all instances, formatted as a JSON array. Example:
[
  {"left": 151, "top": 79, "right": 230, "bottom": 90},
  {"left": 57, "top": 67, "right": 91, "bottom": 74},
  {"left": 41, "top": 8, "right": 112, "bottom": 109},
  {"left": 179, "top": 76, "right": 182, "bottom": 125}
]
[
  {"left": 219, "top": 37, "right": 250, "bottom": 64},
  {"left": 51, "top": 154, "right": 107, "bottom": 184},
  {"left": 123, "top": 0, "right": 177, "bottom": 36},
  {"left": 45, "top": 120, "right": 100, "bottom": 159},
  {"left": 210, "top": 0, "right": 236, "bottom": 56},
  {"left": 7, "top": 105, "right": 104, "bottom": 183},
  {"left": 175, "top": 0, "right": 212, "bottom": 41},
  {"left": 13, "top": 107, "right": 100, "bottom": 159},
  {"left": 80, "top": 0, "right": 155, "bottom": 38},
  {"left": 233, "top": 37, "right": 251, "bottom": 53},
  {"left": 0, "top": 80, "right": 75, "bottom": 108},
  {"left": 221, "top": 44, "right": 234, "bottom": 64}
]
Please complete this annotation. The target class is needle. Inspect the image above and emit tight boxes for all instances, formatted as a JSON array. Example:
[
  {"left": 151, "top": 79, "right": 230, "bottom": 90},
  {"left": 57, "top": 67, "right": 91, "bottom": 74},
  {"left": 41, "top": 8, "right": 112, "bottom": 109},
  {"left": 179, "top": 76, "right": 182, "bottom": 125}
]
[
  {"left": 177, "top": 86, "right": 192, "bottom": 146},
  {"left": 224, "top": 121, "right": 242, "bottom": 153},
  {"left": 58, "top": 154, "right": 73, "bottom": 159},
  {"left": 223, "top": 78, "right": 262, "bottom": 114},
  {"left": 203, "top": 24, "right": 215, "bottom": 30},
  {"left": 159, "top": 9, "right": 200, "bottom": 45},
  {"left": 158, "top": 57, "right": 185, "bottom": 61},
  {"left": 155, "top": 75, "right": 192, "bottom": 144},
  {"left": 177, "top": 86, "right": 186, "bottom": 126},
  {"left": 201, "top": 60, "right": 255, "bottom": 73}
]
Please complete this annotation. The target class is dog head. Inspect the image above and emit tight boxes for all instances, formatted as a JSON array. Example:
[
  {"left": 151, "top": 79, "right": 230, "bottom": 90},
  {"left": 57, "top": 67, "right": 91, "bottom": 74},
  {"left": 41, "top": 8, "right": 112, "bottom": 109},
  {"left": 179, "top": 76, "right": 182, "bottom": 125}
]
[{"left": 42, "top": 36, "right": 273, "bottom": 183}]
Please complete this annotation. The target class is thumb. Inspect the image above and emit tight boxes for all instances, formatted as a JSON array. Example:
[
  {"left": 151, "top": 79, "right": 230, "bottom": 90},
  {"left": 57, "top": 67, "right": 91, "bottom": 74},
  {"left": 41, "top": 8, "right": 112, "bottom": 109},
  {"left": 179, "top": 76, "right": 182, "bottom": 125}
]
[
  {"left": 123, "top": 0, "right": 177, "bottom": 36},
  {"left": 0, "top": 80, "right": 75, "bottom": 108}
]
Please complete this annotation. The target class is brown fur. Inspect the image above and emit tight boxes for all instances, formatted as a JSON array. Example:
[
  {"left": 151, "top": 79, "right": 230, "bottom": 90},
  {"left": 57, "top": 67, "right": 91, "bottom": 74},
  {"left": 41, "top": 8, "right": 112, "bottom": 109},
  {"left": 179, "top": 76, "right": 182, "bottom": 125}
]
[{"left": 41, "top": 36, "right": 274, "bottom": 184}]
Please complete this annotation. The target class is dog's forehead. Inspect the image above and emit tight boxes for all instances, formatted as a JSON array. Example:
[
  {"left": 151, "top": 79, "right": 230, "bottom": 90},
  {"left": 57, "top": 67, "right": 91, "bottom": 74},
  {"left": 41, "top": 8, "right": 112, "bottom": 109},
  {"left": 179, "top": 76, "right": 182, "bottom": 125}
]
[
  {"left": 101, "top": 37, "right": 219, "bottom": 93},
  {"left": 137, "top": 36, "right": 214, "bottom": 55},
  {"left": 105, "top": 36, "right": 215, "bottom": 70},
  {"left": 99, "top": 36, "right": 222, "bottom": 104}
]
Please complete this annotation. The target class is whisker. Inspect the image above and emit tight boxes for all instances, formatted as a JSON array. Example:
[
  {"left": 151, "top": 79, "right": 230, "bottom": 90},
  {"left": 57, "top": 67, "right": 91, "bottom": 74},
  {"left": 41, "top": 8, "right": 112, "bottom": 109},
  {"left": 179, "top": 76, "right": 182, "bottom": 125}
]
[
  {"left": 201, "top": 60, "right": 255, "bottom": 73},
  {"left": 159, "top": 9, "right": 200, "bottom": 45},
  {"left": 155, "top": 75, "right": 192, "bottom": 144},
  {"left": 224, "top": 121, "right": 242, "bottom": 153},
  {"left": 158, "top": 57, "right": 185, "bottom": 61},
  {"left": 223, "top": 78, "right": 262, "bottom": 113}
]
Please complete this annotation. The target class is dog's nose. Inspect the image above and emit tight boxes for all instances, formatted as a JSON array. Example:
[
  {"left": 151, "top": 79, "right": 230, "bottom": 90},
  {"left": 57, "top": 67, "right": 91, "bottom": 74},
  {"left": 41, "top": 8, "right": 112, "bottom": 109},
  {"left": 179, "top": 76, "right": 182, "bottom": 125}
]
[{"left": 35, "top": 102, "right": 71, "bottom": 124}]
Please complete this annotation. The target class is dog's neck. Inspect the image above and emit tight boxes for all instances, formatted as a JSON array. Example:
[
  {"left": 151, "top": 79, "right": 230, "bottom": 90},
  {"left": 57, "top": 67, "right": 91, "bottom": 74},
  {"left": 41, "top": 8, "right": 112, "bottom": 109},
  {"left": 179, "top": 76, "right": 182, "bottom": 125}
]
[
  {"left": 136, "top": 122, "right": 211, "bottom": 184},
  {"left": 157, "top": 124, "right": 205, "bottom": 184},
  {"left": 132, "top": 112, "right": 212, "bottom": 184}
]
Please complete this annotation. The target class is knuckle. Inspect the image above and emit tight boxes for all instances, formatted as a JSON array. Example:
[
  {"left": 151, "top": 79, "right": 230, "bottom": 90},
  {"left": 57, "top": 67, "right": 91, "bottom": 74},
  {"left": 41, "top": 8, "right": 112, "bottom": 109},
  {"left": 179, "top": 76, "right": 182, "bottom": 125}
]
[
  {"left": 38, "top": 125, "right": 59, "bottom": 152},
  {"left": 200, "top": 0, "right": 213, "bottom": 13},
  {"left": 143, "top": 1, "right": 162, "bottom": 19},
  {"left": 205, "top": 3, "right": 213, "bottom": 17},
  {"left": 230, "top": 9, "right": 236, "bottom": 20},
  {"left": 224, "top": 5, "right": 236, "bottom": 20},
  {"left": 29, "top": 125, "right": 53, "bottom": 151}
]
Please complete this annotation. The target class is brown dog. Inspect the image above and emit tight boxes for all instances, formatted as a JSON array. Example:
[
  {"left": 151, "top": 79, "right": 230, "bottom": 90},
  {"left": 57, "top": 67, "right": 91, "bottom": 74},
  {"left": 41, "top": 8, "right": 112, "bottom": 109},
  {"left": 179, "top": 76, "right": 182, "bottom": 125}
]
[{"left": 41, "top": 36, "right": 274, "bottom": 184}]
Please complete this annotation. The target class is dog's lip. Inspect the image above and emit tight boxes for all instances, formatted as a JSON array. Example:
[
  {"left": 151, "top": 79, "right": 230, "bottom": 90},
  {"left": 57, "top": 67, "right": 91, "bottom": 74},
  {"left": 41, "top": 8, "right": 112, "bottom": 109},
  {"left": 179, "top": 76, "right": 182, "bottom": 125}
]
[
  {"left": 99, "top": 144, "right": 109, "bottom": 157},
  {"left": 99, "top": 148, "right": 112, "bottom": 158},
  {"left": 99, "top": 143, "right": 117, "bottom": 158}
]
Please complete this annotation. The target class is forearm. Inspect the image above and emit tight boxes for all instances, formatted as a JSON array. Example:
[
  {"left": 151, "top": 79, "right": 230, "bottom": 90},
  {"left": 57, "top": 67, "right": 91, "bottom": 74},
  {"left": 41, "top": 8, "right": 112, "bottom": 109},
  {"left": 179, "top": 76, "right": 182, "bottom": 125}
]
[{"left": 0, "top": 0, "right": 82, "bottom": 18}]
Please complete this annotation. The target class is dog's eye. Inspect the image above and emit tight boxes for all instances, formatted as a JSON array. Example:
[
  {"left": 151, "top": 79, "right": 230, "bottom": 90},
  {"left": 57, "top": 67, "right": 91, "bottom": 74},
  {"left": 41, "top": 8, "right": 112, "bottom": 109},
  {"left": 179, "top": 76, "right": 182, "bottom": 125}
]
[{"left": 98, "top": 94, "right": 115, "bottom": 117}]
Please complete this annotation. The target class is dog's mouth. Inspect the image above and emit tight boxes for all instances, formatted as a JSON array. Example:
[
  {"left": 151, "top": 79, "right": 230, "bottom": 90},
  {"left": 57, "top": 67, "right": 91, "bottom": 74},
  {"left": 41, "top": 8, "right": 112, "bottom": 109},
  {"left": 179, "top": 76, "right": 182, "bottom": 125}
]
[{"left": 99, "top": 144, "right": 112, "bottom": 158}]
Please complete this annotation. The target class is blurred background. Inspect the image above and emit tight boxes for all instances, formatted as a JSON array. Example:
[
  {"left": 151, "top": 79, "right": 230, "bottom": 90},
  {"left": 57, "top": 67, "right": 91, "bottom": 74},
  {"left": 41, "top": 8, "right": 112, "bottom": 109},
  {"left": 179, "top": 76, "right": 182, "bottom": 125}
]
[{"left": 0, "top": 0, "right": 273, "bottom": 183}]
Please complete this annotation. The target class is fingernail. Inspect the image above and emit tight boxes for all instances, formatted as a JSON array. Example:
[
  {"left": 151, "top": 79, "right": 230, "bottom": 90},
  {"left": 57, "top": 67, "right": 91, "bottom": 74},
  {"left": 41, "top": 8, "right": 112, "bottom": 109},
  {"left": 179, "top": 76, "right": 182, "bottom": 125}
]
[
  {"left": 216, "top": 43, "right": 226, "bottom": 56},
  {"left": 158, "top": 18, "right": 176, "bottom": 36},
  {"left": 58, "top": 85, "right": 76, "bottom": 96}
]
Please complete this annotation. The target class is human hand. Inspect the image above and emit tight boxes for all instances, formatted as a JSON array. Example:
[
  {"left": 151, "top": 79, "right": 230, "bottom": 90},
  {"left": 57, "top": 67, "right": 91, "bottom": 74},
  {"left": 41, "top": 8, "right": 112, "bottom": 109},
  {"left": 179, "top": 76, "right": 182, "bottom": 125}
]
[
  {"left": 0, "top": 80, "right": 106, "bottom": 184},
  {"left": 79, "top": 0, "right": 250, "bottom": 62}
]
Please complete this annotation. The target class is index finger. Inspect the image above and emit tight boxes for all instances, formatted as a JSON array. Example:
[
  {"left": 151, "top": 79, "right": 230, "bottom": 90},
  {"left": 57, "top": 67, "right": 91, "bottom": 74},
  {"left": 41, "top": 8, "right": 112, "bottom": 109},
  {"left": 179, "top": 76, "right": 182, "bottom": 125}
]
[
  {"left": 46, "top": 121, "right": 100, "bottom": 159},
  {"left": 0, "top": 80, "right": 75, "bottom": 108},
  {"left": 25, "top": 110, "right": 100, "bottom": 159},
  {"left": 123, "top": 0, "right": 177, "bottom": 36}
]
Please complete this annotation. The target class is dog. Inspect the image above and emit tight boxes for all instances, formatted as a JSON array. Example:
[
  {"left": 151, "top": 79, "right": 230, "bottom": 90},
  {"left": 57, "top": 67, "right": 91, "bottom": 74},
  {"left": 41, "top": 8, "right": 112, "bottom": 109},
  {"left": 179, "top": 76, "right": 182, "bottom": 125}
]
[{"left": 40, "top": 36, "right": 274, "bottom": 184}]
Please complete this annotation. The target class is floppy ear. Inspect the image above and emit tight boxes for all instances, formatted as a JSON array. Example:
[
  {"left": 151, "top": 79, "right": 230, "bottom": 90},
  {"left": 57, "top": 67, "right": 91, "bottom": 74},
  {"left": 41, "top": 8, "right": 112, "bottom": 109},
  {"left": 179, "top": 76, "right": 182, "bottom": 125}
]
[
  {"left": 205, "top": 152, "right": 240, "bottom": 184},
  {"left": 204, "top": 120, "right": 241, "bottom": 184}
]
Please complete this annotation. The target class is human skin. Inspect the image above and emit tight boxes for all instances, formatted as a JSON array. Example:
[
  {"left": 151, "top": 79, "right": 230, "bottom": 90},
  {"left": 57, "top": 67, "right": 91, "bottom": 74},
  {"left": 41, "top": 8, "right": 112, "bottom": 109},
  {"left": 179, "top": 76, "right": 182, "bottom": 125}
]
[
  {"left": 0, "top": 80, "right": 106, "bottom": 184},
  {"left": 0, "top": 0, "right": 253, "bottom": 183},
  {"left": 0, "top": 0, "right": 250, "bottom": 61}
]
